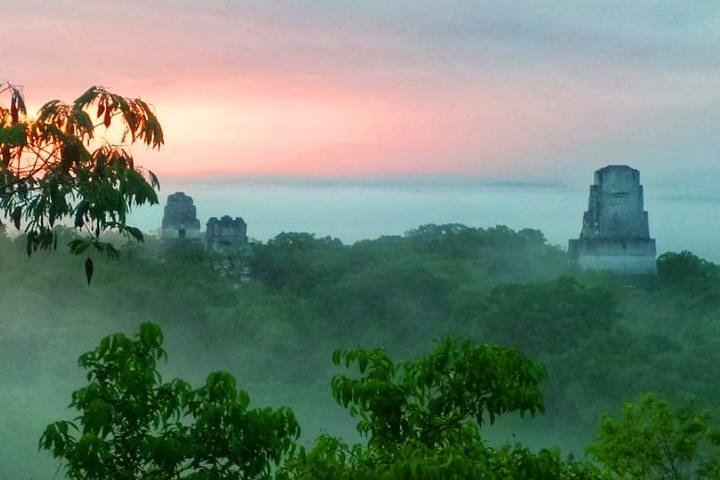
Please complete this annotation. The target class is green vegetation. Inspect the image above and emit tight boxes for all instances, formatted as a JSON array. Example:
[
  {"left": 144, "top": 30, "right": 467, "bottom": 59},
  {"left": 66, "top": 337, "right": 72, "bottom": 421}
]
[
  {"left": 41, "top": 323, "right": 299, "bottom": 479},
  {"left": 0, "top": 83, "right": 163, "bottom": 282},
  {"left": 44, "top": 323, "right": 600, "bottom": 479},
  {"left": 588, "top": 394, "right": 720, "bottom": 479},
  {"left": 281, "top": 338, "right": 599, "bottom": 480},
  {"left": 3, "top": 224, "right": 720, "bottom": 478}
]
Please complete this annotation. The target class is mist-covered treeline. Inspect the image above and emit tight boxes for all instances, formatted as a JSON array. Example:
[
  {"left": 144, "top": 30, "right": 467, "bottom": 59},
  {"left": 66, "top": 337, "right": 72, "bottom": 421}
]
[{"left": 2, "top": 224, "right": 720, "bottom": 478}]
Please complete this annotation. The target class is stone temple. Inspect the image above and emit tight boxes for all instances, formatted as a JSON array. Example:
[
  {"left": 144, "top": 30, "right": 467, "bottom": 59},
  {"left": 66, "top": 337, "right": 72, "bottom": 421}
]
[
  {"left": 206, "top": 215, "right": 248, "bottom": 255},
  {"left": 160, "top": 192, "right": 202, "bottom": 240},
  {"left": 569, "top": 165, "right": 656, "bottom": 274}
]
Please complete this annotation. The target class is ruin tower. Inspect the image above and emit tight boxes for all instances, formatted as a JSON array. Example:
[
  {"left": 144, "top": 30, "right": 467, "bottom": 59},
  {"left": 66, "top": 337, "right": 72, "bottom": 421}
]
[
  {"left": 160, "top": 192, "right": 202, "bottom": 240},
  {"left": 569, "top": 165, "right": 656, "bottom": 274},
  {"left": 206, "top": 215, "right": 248, "bottom": 255}
]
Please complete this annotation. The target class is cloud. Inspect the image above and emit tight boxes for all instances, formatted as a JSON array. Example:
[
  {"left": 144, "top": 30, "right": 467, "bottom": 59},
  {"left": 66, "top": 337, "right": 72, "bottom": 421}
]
[{"left": 1, "top": 1, "right": 718, "bottom": 181}]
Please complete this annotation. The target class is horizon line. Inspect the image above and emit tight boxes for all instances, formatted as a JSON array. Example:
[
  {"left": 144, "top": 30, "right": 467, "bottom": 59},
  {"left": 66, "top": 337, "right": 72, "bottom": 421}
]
[{"left": 153, "top": 173, "right": 566, "bottom": 190}]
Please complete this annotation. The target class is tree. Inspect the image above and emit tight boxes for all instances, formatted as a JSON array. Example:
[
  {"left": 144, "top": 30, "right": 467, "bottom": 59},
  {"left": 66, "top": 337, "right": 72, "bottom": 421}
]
[
  {"left": 330, "top": 338, "right": 546, "bottom": 446},
  {"left": 0, "top": 82, "right": 164, "bottom": 282},
  {"left": 476, "top": 276, "right": 619, "bottom": 355},
  {"left": 40, "top": 322, "right": 300, "bottom": 479},
  {"left": 518, "top": 228, "right": 546, "bottom": 245},
  {"left": 249, "top": 232, "right": 347, "bottom": 292},
  {"left": 282, "top": 339, "right": 602, "bottom": 479},
  {"left": 657, "top": 251, "right": 720, "bottom": 300},
  {"left": 588, "top": 393, "right": 720, "bottom": 480}
]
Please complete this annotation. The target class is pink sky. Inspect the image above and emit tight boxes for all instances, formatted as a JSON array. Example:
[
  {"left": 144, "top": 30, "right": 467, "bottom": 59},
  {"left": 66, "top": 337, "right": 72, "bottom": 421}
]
[{"left": 3, "top": 1, "right": 719, "bottom": 182}]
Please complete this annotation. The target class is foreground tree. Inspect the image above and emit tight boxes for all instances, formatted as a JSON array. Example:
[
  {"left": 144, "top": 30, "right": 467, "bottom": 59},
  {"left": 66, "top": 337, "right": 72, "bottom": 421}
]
[
  {"left": 281, "top": 339, "right": 603, "bottom": 479},
  {"left": 40, "top": 322, "right": 300, "bottom": 479},
  {"left": 588, "top": 393, "right": 720, "bottom": 479},
  {"left": 0, "top": 82, "right": 164, "bottom": 281}
]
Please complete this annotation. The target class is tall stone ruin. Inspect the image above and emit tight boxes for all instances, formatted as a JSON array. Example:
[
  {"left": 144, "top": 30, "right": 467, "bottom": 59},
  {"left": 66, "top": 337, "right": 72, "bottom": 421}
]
[
  {"left": 569, "top": 165, "right": 656, "bottom": 274},
  {"left": 161, "top": 192, "right": 202, "bottom": 240},
  {"left": 206, "top": 215, "right": 248, "bottom": 255}
]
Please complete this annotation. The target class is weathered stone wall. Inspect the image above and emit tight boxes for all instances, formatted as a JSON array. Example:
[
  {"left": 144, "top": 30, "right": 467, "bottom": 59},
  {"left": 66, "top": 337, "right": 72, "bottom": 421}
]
[
  {"left": 570, "top": 165, "right": 656, "bottom": 274},
  {"left": 206, "top": 215, "right": 248, "bottom": 255},
  {"left": 568, "top": 238, "right": 657, "bottom": 273},
  {"left": 581, "top": 166, "right": 649, "bottom": 239}
]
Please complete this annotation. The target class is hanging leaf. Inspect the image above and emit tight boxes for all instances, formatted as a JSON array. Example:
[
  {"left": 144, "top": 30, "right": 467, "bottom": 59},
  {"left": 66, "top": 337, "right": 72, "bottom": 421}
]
[
  {"left": 103, "top": 109, "right": 111, "bottom": 128},
  {"left": 74, "top": 201, "right": 88, "bottom": 228},
  {"left": 148, "top": 170, "right": 160, "bottom": 189},
  {"left": 123, "top": 226, "right": 144, "bottom": 242},
  {"left": 97, "top": 101, "right": 105, "bottom": 119},
  {"left": 26, "top": 233, "right": 33, "bottom": 257},
  {"left": 68, "top": 238, "right": 91, "bottom": 255},
  {"left": 13, "top": 89, "right": 26, "bottom": 116},
  {"left": 85, "top": 257, "right": 94, "bottom": 286},
  {"left": 10, "top": 96, "right": 18, "bottom": 123},
  {"left": 11, "top": 207, "right": 21, "bottom": 230},
  {"left": 72, "top": 86, "right": 99, "bottom": 109}
]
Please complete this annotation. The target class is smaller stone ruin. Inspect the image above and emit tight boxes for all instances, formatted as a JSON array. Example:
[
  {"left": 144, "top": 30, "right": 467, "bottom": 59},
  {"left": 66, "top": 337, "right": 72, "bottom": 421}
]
[
  {"left": 161, "top": 192, "right": 202, "bottom": 240},
  {"left": 206, "top": 215, "right": 248, "bottom": 255},
  {"left": 569, "top": 165, "right": 656, "bottom": 274}
]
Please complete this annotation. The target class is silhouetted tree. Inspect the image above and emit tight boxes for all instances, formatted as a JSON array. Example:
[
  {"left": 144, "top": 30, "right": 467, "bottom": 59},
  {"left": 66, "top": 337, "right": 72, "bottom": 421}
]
[{"left": 0, "top": 82, "right": 163, "bottom": 282}]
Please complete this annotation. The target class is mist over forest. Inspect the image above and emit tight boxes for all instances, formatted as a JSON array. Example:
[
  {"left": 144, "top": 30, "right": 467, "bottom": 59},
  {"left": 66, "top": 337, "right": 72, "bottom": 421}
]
[
  {"left": 126, "top": 181, "right": 720, "bottom": 263},
  {"left": 2, "top": 223, "right": 720, "bottom": 478},
  {"left": 3, "top": 0, "right": 720, "bottom": 477}
]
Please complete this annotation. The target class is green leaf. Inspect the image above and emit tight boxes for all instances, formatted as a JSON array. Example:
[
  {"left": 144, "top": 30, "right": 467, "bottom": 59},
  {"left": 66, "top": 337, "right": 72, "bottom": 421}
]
[
  {"left": 85, "top": 257, "right": 93, "bottom": 285},
  {"left": 11, "top": 206, "right": 21, "bottom": 230},
  {"left": 0, "top": 123, "right": 27, "bottom": 146},
  {"left": 124, "top": 226, "right": 144, "bottom": 242},
  {"left": 68, "top": 239, "right": 91, "bottom": 255}
]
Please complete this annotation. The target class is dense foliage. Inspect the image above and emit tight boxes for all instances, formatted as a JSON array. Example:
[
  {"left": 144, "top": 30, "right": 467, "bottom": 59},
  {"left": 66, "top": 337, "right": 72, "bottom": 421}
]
[
  {"left": 589, "top": 394, "right": 720, "bottom": 479},
  {"left": 657, "top": 251, "right": 720, "bottom": 304},
  {"left": 280, "top": 339, "right": 603, "bottom": 480},
  {"left": 44, "top": 323, "right": 603, "bottom": 479},
  {"left": 3, "top": 224, "right": 720, "bottom": 478},
  {"left": 462, "top": 276, "right": 619, "bottom": 355},
  {"left": 40, "top": 322, "right": 299, "bottom": 480}
]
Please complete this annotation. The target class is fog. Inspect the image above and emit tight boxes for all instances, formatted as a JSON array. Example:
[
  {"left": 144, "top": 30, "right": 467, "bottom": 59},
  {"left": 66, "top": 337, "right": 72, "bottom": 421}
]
[
  {"left": 132, "top": 180, "right": 720, "bottom": 261},
  {"left": 1, "top": 178, "right": 719, "bottom": 478}
]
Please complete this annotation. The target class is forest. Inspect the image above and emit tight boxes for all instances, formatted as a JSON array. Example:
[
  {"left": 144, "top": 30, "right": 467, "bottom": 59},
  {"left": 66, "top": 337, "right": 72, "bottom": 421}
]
[
  {"left": 2, "top": 223, "right": 720, "bottom": 479},
  {"left": 3, "top": 0, "right": 719, "bottom": 475}
]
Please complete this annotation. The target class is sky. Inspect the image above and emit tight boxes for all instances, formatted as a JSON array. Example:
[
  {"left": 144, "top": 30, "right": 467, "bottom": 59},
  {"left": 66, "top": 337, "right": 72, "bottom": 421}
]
[{"left": 2, "top": 0, "right": 719, "bottom": 186}]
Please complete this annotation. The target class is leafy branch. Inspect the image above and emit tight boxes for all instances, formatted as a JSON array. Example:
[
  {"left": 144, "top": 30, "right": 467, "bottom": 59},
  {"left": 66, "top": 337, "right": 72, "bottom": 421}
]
[{"left": 0, "top": 82, "right": 164, "bottom": 283}]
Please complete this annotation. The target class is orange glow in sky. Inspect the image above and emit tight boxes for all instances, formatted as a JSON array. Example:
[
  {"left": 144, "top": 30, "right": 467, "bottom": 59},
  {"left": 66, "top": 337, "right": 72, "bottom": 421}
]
[
  {"left": 4, "top": 1, "right": 719, "bottom": 182},
  {"left": 145, "top": 76, "right": 636, "bottom": 179}
]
